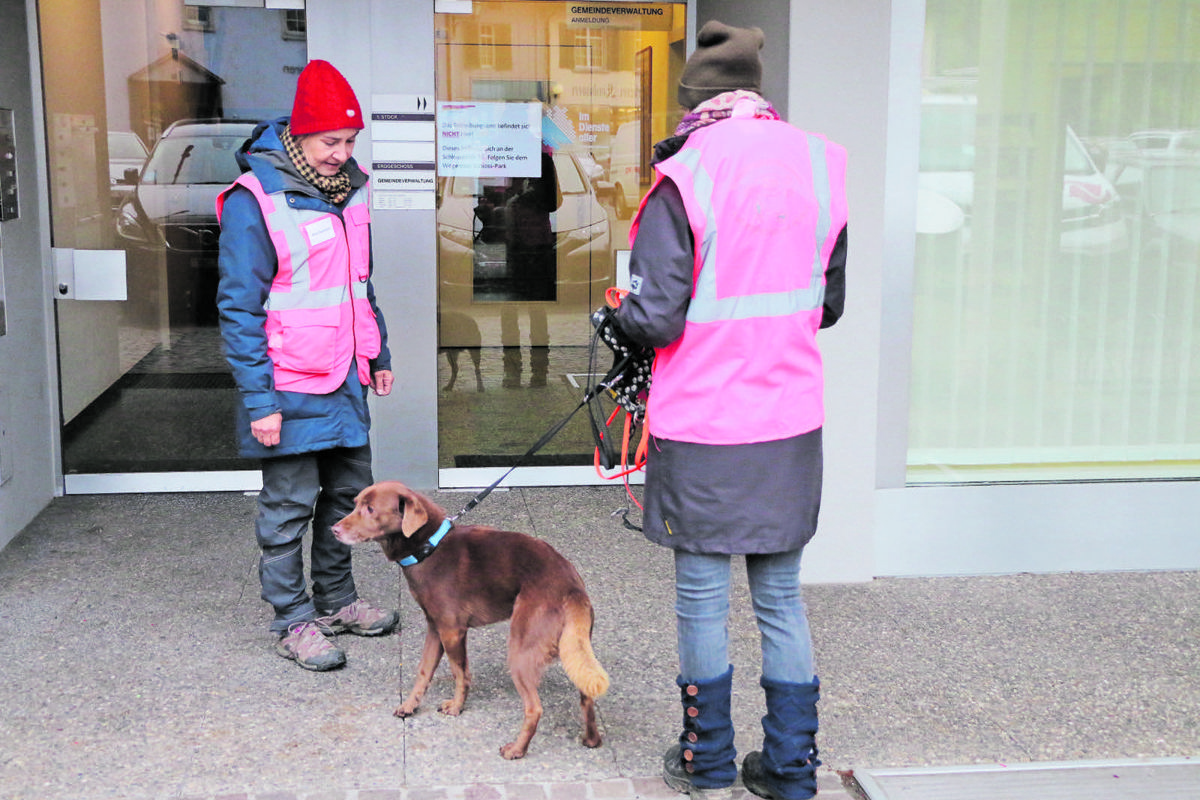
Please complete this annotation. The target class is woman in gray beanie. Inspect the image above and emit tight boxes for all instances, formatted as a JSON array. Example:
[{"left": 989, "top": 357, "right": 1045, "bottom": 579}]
[{"left": 613, "top": 20, "right": 849, "bottom": 800}]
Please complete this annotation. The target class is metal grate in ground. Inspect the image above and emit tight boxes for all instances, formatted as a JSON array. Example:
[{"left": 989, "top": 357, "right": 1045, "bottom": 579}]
[{"left": 852, "top": 758, "right": 1200, "bottom": 800}]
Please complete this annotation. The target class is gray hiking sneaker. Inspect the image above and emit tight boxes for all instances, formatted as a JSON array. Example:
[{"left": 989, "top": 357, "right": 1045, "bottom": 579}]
[
  {"left": 275, "top": 621, "right": 346, "bottom": 671},
  {"left": 663, "top": 744, "right": 735, "bottom": 800},
  {"left": 318, "top": 598, "right": 400, "bottom": 636}
]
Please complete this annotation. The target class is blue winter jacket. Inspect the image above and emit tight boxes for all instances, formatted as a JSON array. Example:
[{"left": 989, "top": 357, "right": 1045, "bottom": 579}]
[{"left": 216, "top": 117, "right": 392, "bottom": 459}]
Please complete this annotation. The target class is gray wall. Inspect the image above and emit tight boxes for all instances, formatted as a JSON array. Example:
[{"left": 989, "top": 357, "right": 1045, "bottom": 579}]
[
  {"left": 307, "top": 0, "right": 441, "bottom": 491},
  {"left": 786, "top": 0, "right": 892, "bottom": 582},
  {"left": 0, "top": 0, "right": 60, "bottom": 550}
]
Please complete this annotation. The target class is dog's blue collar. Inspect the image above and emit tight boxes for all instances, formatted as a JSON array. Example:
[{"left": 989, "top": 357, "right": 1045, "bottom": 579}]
[{"left": 398, "top": 519, "right": 452, "bottom": 567}]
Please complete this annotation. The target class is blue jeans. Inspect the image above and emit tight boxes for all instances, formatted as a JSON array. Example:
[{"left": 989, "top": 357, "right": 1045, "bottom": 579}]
[
  {"left": 674, "top": 549, "right": 814, "bottom": 684},
  {"left": 256, "top": 445, "right": 373, "bottom": 634}
]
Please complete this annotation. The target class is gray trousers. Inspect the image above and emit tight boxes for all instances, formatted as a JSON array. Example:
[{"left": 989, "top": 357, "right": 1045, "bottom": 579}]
[{"left": 256, "top": 445, "right": 372, "bottom": 634}]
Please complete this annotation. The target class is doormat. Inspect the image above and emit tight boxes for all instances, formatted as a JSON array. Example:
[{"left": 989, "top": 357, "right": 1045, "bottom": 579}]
[
  {"left": 851, "top": 758, "right": 1200, "bottom": 800},
  {"left": 120, "top": 371, "right": 236, "bottom": 389},
  {"left": 454, "top": 453, "right": 593, "bottom": 468}
]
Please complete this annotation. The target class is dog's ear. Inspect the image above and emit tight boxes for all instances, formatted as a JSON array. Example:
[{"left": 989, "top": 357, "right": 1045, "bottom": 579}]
[{"left": 397, "top": 484, "right": 429, "bottom": 537}]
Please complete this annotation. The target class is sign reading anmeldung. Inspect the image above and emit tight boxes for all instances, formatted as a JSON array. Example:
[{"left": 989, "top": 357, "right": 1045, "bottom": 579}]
[{"left": 437, "top": 101, "right": 541, "bottom": 178}]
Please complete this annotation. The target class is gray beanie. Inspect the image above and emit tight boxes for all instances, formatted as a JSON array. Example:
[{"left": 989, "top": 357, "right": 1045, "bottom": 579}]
[{"left": 677, "top": 20, "right": 765, "bottom": 110}]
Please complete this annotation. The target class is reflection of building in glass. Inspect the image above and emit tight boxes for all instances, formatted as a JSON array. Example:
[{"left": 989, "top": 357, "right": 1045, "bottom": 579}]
[
  {"left": 434, "top": 2, "right": 684, "bottom": 357},
  {"left": 103, "top": 4, "right": 305, "bottom": 145},
  {"left": 909, "top": 0, "right": 1200, "bottom": 481},
  {"left": 435, "top": 2, "right": 684, "bottom": 200},
  {"left": 44, "top": 3, "right": 311, "bottom": 444},
  {"left": 98, "top": 5, "right": 307, "bottom": 332}
]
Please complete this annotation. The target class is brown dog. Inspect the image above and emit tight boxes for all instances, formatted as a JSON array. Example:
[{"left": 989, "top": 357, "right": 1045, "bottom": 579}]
[{"left": 332, "top": 480, "right": 609, "bottom": 759}]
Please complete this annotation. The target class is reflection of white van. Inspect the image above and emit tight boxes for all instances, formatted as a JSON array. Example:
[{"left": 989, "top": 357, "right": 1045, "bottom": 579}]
[
  {"left": 918, "top": 94, "right": 1128, "bottom": 257},
  {"left": 609, "top": 122, "right": 643, "bottom": 219},
  {"left": 107, "top": 130, "right": 149, "bottom": 210}
]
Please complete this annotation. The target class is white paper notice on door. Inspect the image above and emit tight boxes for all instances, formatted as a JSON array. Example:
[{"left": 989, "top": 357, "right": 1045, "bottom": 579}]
[{"left": 436, "top": 101, "right": 541, "bottom": 178}]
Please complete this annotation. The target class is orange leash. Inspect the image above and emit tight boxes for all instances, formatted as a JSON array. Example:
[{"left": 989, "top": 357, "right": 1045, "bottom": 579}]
[
  {"left": 605, "top": 286, "right": 629, "bottom": 308},
  {"left": 593, "top": 285, "right": 649, "bottom": 515},
  {"left": 593, "top": 405, "right": 647, "bottom": 513}
]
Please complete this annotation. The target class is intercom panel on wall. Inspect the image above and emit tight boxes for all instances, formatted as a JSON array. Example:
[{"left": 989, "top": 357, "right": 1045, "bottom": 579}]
[
  {"left": 0, "top": 108, "right": 17, "bottom": 221},
  {"left": 0, "top": 107, "right": 11, "bottom": 338}
]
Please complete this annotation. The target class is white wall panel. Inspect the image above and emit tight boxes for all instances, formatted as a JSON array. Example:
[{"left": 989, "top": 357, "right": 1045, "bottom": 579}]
[{"left": 789, "top": 0, "right": 895, "bottom": 582}]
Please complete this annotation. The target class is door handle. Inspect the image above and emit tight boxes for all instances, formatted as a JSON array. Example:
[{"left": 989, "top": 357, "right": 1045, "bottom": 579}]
[{"left": 52, "top": 248, "right": 127, "bottom": 301}]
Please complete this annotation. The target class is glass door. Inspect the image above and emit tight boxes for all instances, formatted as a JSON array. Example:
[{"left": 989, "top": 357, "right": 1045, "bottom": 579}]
[
  {"left": 434, "top": 1, "right": 686, "bottom": 473},
  {"left": 40, "top": 1, "right": 307, "bottom": 483}
]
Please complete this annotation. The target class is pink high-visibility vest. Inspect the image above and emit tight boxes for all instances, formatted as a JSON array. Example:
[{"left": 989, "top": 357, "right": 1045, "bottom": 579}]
[
  {"left": 631, "top": 111, "right": 848, "bottom": 445},
  {"left": 217, "top": 173, "right": 381, "bottom": 394}
]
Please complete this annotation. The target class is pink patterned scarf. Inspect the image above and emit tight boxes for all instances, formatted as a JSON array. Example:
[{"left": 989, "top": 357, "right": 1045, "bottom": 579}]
[{"left": 675, "top": 90, "right": 781, "bottom": 138}]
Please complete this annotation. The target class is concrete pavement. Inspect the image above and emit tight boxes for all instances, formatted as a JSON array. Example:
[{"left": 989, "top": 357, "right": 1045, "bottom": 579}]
[{"left": 0, "top": 487, "right": 1196, "bottom": 799}]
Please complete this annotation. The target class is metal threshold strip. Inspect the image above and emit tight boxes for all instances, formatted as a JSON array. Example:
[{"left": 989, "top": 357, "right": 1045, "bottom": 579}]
[{"left": 852, "top": 757, "right": 1200, "bottom": 800}]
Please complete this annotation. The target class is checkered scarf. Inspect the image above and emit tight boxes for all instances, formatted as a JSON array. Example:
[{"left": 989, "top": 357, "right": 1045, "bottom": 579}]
[{"left": 283, "top": 123, "right": 353, "bottom": 204}]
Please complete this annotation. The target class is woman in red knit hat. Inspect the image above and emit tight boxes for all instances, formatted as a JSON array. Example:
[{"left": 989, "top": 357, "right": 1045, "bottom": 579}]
[{"left": 216, "top": 59, "right": 398, "bottom": 671}]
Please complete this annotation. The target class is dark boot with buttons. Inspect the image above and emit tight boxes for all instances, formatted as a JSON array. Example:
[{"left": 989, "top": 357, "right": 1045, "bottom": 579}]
[
  {"left": 741, "top": 676, "right": 821, "bottom": 800},
  {"left": 662, "top": 665, "right": 737, "bottom": 800}
]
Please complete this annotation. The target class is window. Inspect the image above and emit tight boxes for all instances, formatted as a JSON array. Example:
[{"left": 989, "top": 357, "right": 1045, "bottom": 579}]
[
  {"left": 282, "top": 10, "right": 306, "bottom": 42},
  {"left": 558, "top": 25, "right": 619, "bottom": 72},
  {"left": 908, "top": 0, "right": 1200, "bottom": 483},
  {"left": 183, "top": 6, "right": 214, "bottom": 33},
  {"left": 478, "top": 23, "right": 496, "bottom": 70},
  {"left": 461, "top": 22, "right": 513, "bottom": 72},
  {"left": 41, "top": 1, "right": 306, "bottom": 476},
  {"left": 574, "top": 27, "right": 605, "bottom": 70}
]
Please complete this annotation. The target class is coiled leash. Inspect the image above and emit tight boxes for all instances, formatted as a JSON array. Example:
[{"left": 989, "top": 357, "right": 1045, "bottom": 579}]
[
  {"left": 447, "top": 291, "right": 654, "bottom": 526},
  {"left": 586, "top": 287, "right": 654, "bottom": 531}
]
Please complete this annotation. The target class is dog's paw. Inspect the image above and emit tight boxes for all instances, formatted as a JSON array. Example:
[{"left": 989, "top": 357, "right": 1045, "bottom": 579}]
[
  {"left": 394, "top": 704, "right": 418, "bottom": 718},
  {"left": 438, "top": 700, "right": 464, "bottom": 716},
  {"left": 500, "top": 742, "right": 527, "bottom": 760}
]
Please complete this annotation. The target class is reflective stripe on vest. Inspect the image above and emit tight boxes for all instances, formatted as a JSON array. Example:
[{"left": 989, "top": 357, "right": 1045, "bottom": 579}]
[
  {"left": 671, "top": 132, "right": 835, "bottom": 325},
  {"left": 217, "top": 172, "right": 380, "bottom": 393},
  {"left": 634, "top": 118, "right": 847, "bottom": 445},
  {"left": 225, "top": 173, "right": 372, "bottom": 311}
]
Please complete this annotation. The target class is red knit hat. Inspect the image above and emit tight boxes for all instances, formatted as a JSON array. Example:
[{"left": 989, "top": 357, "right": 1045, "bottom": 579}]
[{"left": 289, "top": 59, "right": 364, "bottom": 135}]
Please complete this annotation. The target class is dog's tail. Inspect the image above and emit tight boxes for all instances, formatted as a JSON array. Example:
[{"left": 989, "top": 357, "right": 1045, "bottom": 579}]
[{"left": 559, "top": 593, "right": 610, "bottom": 699}]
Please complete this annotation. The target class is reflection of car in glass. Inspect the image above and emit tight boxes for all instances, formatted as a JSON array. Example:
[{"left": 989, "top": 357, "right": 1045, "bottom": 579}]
[
  {"left": 436, "top": 149, "right": 612, "bottom": 346},
  {"left": 1128, "top": 129, "right": 1200, "bottom": 154},
  {"left": 608, "top": 122, "right": 644, "bottom": 220},
  {"left": 1107, "top": 154, "right": 1200, "bottom": 269},
  {"left": 116, "top": 119, "right": 255, "bottom": 326},
  {"left": 917, "top": 95, "right": 1128, "bottom": 258},
  {"left": 107, "top": 130, "right": 148, "bottom": 210}
]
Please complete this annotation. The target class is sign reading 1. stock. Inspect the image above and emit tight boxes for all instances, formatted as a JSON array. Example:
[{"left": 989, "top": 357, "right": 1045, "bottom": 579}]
[
  {"left": 370, "top": 94, "right": 436, "bottom": 210},
  {"left": 436, "top": 101, "right": 541, "bottom": 178}
]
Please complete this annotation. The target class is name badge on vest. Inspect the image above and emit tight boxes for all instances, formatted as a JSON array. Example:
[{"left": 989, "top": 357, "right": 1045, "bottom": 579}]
[{"left": 303, "top": 216, "right": 337, "bottom": 247}]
